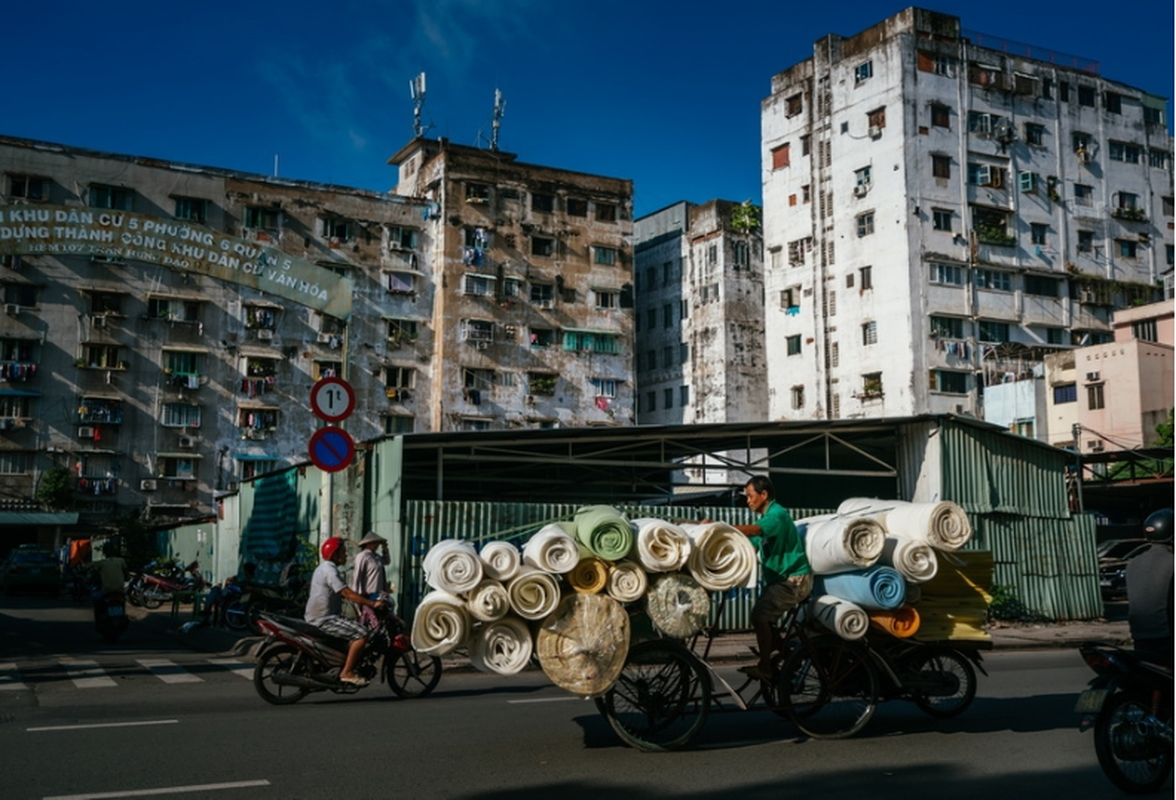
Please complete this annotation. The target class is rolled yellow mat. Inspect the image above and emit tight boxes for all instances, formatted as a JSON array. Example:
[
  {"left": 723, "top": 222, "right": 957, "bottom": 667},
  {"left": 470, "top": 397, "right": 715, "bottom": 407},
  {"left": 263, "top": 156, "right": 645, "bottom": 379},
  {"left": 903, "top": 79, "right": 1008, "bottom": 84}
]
[{"left": 567, "top": 555, "right": 609, "bottom": 594}]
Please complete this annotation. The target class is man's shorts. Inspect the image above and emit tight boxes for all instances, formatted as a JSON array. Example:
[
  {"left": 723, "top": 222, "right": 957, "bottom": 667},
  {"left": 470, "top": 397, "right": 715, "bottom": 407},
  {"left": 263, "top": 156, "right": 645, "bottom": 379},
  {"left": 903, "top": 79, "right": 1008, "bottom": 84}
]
[
  {"left": 751, "top": 573, "right": 814, "bottom": 624},
  {"left": 314, "top": 614, "right": 369, "bottom": 640}
]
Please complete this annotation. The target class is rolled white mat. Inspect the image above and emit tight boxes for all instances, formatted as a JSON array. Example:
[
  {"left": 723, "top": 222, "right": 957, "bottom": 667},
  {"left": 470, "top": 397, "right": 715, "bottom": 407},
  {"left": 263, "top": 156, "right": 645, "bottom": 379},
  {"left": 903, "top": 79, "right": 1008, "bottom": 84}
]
[
  {"left": 469, "top": 615, "right": 533, "bottom": 675},
  {"left": 411, "top": 590, "right": 471, "bottom": 656},
  {"left": 423, "top": 539, "right": 484, "bottom": 595},
  {"left": 681, "top": 521, "right": 757, "bottom": 591},
  {"left": 879, "top": 536, "right": 939, "bottom": 583},
  {"left": 480, "top": 541, "right": 521, "bottom": 582},
  {"left": 796, "top": 514, "right": 885, "bottom": 574},
  {"left": 606, "top": 560, "right": 648, "bottom": 603},
  {"left": 466, "top": 579, "right": 511, "bottom": 622},
  {"left": 523, "top": 522, "right": 581, "bottom": 574},
  {"left": 507, "top": 567, "right": 562, "bottom": 620},
  {"left": 631, "top": 517, "right": 692, "bottom": 573},
  {"left": 836, "top": 498, "right": 972, "bottom": 551},
  {"left": 808, "top": 593, "right": 869, "bottom": 640}
]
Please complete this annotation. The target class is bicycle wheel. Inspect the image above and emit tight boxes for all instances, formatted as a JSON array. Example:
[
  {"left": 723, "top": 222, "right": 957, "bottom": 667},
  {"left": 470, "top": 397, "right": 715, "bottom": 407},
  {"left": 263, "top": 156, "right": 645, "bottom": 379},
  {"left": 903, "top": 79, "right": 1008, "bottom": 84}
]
[
  {"left": 909, "top": 648, "right": 977, "bottom": 718},
  {"left": 386, "top": 649, "right": 443, "bottom": 699},
  {"left": 778, "top": 636, "right": 878, "bottom": 739},
  {"left": 223, "top": 599, "right": 251, "bottom": 631},
  {"left": 253, "top": 645, "right": 310, "bottom": 705},
  {"left": 595, "top": 640, "right": 710, "bottom": 752},
  {"left": 1094, "top": 690, "right": 1174, "bottom": 794}
]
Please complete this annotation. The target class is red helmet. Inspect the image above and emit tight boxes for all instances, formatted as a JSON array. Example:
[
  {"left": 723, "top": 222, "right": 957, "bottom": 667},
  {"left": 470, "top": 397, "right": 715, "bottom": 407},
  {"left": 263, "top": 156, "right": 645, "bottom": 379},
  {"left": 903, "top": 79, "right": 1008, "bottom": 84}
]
[{"left": 320, "top": 537, "right": 345, "bottom": 561}]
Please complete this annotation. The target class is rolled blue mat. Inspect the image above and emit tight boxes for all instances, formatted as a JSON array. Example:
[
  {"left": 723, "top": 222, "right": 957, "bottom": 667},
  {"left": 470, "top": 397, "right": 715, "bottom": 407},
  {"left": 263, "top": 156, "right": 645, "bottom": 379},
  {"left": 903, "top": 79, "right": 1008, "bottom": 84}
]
[{"left": 814, "top": 566, "right": 906, "bottom": 611}]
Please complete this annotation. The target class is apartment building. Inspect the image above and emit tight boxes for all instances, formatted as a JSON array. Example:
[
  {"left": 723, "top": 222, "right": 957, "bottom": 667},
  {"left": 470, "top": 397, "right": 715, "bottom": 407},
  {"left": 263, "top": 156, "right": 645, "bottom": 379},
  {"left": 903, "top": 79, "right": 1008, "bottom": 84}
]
[
  {"left": 388, "top": 138, "right": 634, "bottom": 431},
  {"left": 761, "top": 7, "right": 1172, "bottom": 422},
  {"left": 633, "top": 200, "right": 767, "bottom": 426},
  {"left": 0, "top": 134, "right": 632, "bottom": 530}
]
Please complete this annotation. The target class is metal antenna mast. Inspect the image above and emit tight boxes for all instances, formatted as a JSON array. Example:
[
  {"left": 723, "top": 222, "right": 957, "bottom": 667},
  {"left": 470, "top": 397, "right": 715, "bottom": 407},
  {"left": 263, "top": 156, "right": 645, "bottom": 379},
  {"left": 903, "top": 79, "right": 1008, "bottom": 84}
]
[
  {"left": 489, "top": 88, "right": 505, "bottom": 152},
  {"left": 409, "top": 72, "right": 427, "bottom": 138}
]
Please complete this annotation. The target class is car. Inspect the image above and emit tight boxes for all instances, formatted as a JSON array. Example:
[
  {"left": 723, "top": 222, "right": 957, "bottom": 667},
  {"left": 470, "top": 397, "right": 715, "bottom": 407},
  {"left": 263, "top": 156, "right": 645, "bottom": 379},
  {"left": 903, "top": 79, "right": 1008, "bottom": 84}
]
[
  {"left": 1098, "top": 542, "right": 1152, "bottom": 601},
  {"left": 1097, "top": 538, "right": 1147, "bottom": 562},
  {"left": 1, "top": 547, "right": 62, "bottom": 595}
]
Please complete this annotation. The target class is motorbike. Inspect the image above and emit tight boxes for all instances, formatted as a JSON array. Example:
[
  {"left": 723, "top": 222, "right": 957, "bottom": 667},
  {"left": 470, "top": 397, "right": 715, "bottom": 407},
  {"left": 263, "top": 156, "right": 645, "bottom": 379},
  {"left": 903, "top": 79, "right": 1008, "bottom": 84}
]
[
  {"left": 1076, "top": 642, "right": 1173, "bottom": 794},
  {"left": 253, "top": 607, "right": 442, "bottom": 705},
  {"left": 92, "top": 588, "right": 129, "bottom": 643},
  {"left": 223, "top": 574, "right": 308, "bottom": 633},
  {"left": 127, "top": 559, "right": 206, "bottom": 609}
]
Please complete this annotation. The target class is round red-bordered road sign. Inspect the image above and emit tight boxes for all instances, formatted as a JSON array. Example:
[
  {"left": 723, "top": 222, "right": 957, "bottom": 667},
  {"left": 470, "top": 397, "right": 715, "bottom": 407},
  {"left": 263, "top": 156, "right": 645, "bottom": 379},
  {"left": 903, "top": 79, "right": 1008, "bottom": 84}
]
[
  {"left": 310, "top": 376, "right": 355, "bottom": 423},
  {"left": 308, "top": 426, "right": 355, "bottom": 473}
]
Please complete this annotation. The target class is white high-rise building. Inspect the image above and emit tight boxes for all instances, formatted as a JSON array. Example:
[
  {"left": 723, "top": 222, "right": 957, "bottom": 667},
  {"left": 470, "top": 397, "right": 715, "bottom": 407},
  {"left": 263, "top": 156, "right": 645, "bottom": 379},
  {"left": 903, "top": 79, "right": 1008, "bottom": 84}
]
[{"left": 762, "top": 7, "right": 1173, "bottom": 422}]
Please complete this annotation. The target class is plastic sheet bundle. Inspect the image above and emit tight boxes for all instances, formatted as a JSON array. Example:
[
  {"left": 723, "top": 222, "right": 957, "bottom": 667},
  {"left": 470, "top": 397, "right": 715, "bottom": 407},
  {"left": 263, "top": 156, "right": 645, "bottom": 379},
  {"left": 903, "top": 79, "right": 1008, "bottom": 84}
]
[
  {"left": 536, "top": 593, "right": 629, "bottom": 698},
  {"left": 645, "top": 572, "right": 711, "bottom": 638}
]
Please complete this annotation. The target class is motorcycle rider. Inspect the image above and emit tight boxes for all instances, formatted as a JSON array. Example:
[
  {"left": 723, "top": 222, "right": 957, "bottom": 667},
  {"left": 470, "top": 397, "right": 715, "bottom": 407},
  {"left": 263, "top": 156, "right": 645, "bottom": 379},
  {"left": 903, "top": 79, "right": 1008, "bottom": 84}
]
[
  {"left": 350, "top": 532, "right": 399, "bottom": 629},
  {"left": 1126, "top": 508, "right": 1174, "bottom": 665},
  {"left": 305, "top": 537, "right": 384, "bottom": 686},
  {"left": 91, "top": 541, "right": 129, "bottom": 595}
]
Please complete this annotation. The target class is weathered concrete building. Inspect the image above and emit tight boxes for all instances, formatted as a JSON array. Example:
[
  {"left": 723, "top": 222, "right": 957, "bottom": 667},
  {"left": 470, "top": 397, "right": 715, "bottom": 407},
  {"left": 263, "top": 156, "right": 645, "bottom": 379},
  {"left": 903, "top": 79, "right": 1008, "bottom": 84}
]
[
  {"left": 633, "top": 200, "right": 767, "bottom": 427},
  {"left": 761, "top": 7, "right": 1173, "bottom": 423},
  {"left": 389, "top": 138, "right": 634, "bottom": 432},
  {"left": 0, "top": 133, "right": 633, "bottom": 538}
]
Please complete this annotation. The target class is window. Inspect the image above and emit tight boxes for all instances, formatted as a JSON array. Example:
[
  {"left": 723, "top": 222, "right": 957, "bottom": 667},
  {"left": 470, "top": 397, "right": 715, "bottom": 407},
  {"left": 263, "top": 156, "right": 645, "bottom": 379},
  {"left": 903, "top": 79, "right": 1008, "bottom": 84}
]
[
  {"left": 1117, "top": 192, "right": 1141, "bottom": 211},
  {"left": 1018, "top": 171, "right": 1038, "bottom": 193},
  {"left": 386, "top": 226, "right": 418, "bottom": 249},
  {"left": 566, "top": 198, "right": 588, "bottom": 217},
  {"left": 1150, "top": 150, "right": 1170, "bottom": 170},
  {"left": 385, "top": 367, "right": 415, "bottom": 390},
  {"left": 830, "top": 342, "right": 839, "bottom": 367},
  {"left": 593, "top": 289, "right": 619, "bottom": 309},
  {"left": 800, "top": 135, "right": 811, "bottom": 156},
  {"left": 531, "top": 193, "right": 554, "bottom": 213},
  {"left": 1074, "top": 184, "right": 1093, "bottom": 206},
  {"left": 594, "top": 246, "right": 618, "bottom": 266},
  {"left": 1077, "top": 85, "right": 1096, "bottom": 107},
  {"left": 1118, "top": 240, "right": 1137, "bottom": 258},
  {"left": 780, "top": 286, "right": 800, "bottom": 310},
  {"left": 1025, "top": 275, "right": 1060, "bottom": 296},
  {"left": 0, "top": 452, "right": 28, "bottom": 474},
  {"left": 243, "top": 206, "right": 279, "bottom": 231},
  {"left": 462, "top": 319, "right": 494, "bottom": 344},
  {"left": 465, "top": 183, "right": 489, "bottom": 204},
  {"left": 932, "top": 155, "right": 951, "bottom": 179},
  {"left": 1041, "top": 78, "right": 1054, "bottom": 99},
  {"left": 859, "top": 265, "right": 873, "bottom": 290},
  {"left": 867, "top": 107, "right": 886, "bottom": 130},
  {"left": 786, "top": 335, "right": 801, "bottom": 356},
  {"left": 385, "top": 270, "right": 416, "bottom": 295},
  {"left": 802, "top": 184, "right": 811, "bottom": 203},
  {"left": 1053, "top": 384, "right": 1077, "bottom": 404},
  {"left": 791, "top": 385, "right": 805, "bottom": 410},
  {"left": 163, "top": 403, "right": 202, "bottom": 428},
  {"left": 157, "top": 455, "right": 197, "bottom": 480},
  {"left": 147, "top": 296, "right": 201, "bottom": 322},
  {"left": 977, "top": 320, "right": 1009, "bottom": 342},
  {"left": 529, "top": 327, "right": 555, "bottom": 348},
  {"left": 856, "top": 212, "right": 875, "bottom": 237},
  {"left": 1104, "top": 92, "right": 1122, "bottom": 114},
  {"left": 3, "top": 284, "right": 36, "bottom": 308},
  {"left": 854, "top": 61, "right": 873, "bottom": 83},
  {"left": 969, "top": 63, "right": 1003, "bottom": 88},
  {"left": 530, "top": 283, "right": 554, "bottom": 306},
  {"left": 786, "top": 93, "right": 803, "bottom": 117},
  {"left": 595, "top": 203, "right": 617, "bottom": 223},
  {"left": 968, "top": 112, "right": 999, "bottom": 135},
  {"left": 1109, "top": 142, "right": 1142, "bottom": 163},
  {"left": 733, "top": 241, "right": 749, "bottom": 268},
  {"left": 314, "top": 360, "right": 342, "bottom": 379},
  {"left": 592, "top": 377, "right": 618, "bottom": 399},
  {"left": 930, "top": 263, "right": 965, "bottom": 286},
  {"left": 645, "top": 391, "right": 656, "bottom": 412},
  {"left": 462, "top": 274, "right": 495, "bottom": 296},
  {"left": 90, "top": 184, "right": 134, "bottom": 211},
  {"left": 383, "top": 416, "right": 413, "bottom": 435},
  {"left": 663, "top": 388, "right": 674, "bottom": 410},
  {"left": 862, "top": 321, "right": 878, "bottom": 346},
  {"left": 861, "top": 372, "right": 883, "bottom": 398},
  {"left": 930, "top": 316, "right": 964, "bottom": 339},
  {"left": 1132, "top": 319, "right": 1158, "bottom": 342},
  {"left": 9, "top": 174, "right": 48, "bottom": 201},
  {"left": 931, "top": 104, "right": 950, "bottom": 128},
  {"left": 563, "top": 331, "right": 620, "bottom": 354},
  {"left": 679, "top": 385, "right": 690, "bottom": 407},
  {"left": 788, "top": 238, "right": 809, "bottom": 266},
  {"left": 972, "top": 206, "right": 1012, "bottom": 245},
  {"left": 163, "top": 349, "right": 203, "bottom": 376},
  {"left": 77, "top": 396, "right": 122, "bottom": 424},
  {"left": 528, "top": 372, "right": 558, "bottom": 395},
  {"left": 967, "top": 163, "right": 1005, "bottom": 188},
  {"left": 662, "top": 304, "right": 673, "bottom": 328},
  {"left": 1025, "top": 123, "right": 1045, "bottom": 146},
  {"left": 932, "top": 208, "right": 953, "bottom": 231},
  {"left": 531, "top": 236, "right": 555, "bottom": 257},
  {"left": 1087, "top": 383, "right": 1105, "bottom": 410},
  {"left": 771, "top": 143, "right": 791, "bottom": 170},
  {"left": 173, "top": 196, "right": 207, "bottom": 223},
  {"left": 321, "top": 217, "right": 352, "bottom": 243},
  {"left": 662, "top": 345, "right": 674, "bottom": 367},
  {"left": 974, "top": 269, "right": 1012, "bottom": 292},
  {"left": 1030, "top": 224, "right": 1048, "bottom": 246},
  {"left": 1058, "top": 81, "right": 1071, "bottom": 102},
  {"left": 854, "top": 166, "right": 872, "bottom": 187},
  {"left": 930, "top": 370, "right": 968, "bottom": 393}
]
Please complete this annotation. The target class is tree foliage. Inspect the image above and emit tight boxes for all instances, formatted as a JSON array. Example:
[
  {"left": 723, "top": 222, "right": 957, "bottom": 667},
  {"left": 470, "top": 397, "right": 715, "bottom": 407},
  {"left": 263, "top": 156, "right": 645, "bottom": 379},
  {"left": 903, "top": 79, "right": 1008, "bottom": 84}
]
[
  {"left": 730, "top": 199, "right": 760, "bottom": 233},
  {"left": 36, "top": 465, "right": 74, "bottom": 511}
]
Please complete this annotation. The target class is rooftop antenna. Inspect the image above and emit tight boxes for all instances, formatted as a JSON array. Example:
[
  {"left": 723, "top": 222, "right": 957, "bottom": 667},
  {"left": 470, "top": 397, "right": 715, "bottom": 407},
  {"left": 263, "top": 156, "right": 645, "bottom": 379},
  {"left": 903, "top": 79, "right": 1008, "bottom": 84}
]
[
  {"left": 409, "top": 72, "right": 428, "bottom": 138},
  {"left": 489, "top": 88, "right": 506, "bottom": 152}
]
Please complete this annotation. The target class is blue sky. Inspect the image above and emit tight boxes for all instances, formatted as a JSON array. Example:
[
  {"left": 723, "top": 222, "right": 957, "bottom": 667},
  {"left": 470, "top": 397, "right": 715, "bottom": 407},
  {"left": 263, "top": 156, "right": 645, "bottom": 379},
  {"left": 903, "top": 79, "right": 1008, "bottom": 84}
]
[{"left": 7, "top": 1, "right": 1173, "bottom": 218}]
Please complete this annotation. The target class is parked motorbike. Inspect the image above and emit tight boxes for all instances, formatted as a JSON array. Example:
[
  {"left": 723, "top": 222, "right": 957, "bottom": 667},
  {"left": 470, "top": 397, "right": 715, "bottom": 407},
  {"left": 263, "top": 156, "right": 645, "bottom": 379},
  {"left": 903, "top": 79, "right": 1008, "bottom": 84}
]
[
  {"left": 1076, "top": 642, "right": 1173, "bottom": 794},
  {"left": 92, "top": 589, "right": 129, "bottom": 643},
  {"left": 127, "top": 559, "right": 206, "bottom": 609},
  {"left": 223, "top": 570, "right": 308, "bottom": 632},
  {"left": 253, "top": 607, "right": 442, "bottom": 705}
]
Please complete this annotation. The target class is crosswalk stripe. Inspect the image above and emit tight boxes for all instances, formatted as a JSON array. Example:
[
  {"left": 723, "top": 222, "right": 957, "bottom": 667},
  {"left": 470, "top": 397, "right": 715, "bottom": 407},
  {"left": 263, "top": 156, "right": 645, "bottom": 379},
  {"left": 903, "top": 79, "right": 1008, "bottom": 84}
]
[
  {"left": 60, "top": 659, "right": 117, "bottom": 689},
  {"left": 136, "top": 658, "right": 203, "bottom": 684},
  {"left": 0, "top": 662, "right": 29, "bottom": 691},
  {"left": 207, "top": 659, "right": 255, "bottom": 680}
]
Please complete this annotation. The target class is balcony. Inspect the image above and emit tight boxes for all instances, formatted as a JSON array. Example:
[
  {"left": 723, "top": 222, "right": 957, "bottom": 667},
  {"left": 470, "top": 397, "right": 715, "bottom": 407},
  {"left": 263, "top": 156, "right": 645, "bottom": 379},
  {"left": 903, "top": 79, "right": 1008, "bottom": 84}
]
[{"left": 1110, "top": 207, "right": 1148, "bottom": 223}]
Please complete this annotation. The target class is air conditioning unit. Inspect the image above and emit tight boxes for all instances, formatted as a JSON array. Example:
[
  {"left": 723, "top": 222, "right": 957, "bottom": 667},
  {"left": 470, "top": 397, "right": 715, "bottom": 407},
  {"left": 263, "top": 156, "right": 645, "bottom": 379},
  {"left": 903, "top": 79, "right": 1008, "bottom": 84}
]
[
  {"left": 4, "top": 304, "right": 19, "bottom": 316},
  {"left": 77, "top": 426, "right": 96, "bottom": 439},
  {"left": 1086, "top": 372, "right": 1101, "bottom": 382},
  {"left": 868, "top": 125, "right": 882, "bottom": 139},
  {"left": 853, "top": 184, "right": 869, "bottom": 198},
  {"left": 317, "top": 333, "right": 334, "bottom": 344},
  {"left": 178, "top": 436, "right": 194, "bottom": 449},
  {"left": 257, "top": 329, "right": 274, "bottom": 340},
  {"left": 1076, "top": 149, "right": 1091, "bottom": 163},
  {"left": 1089, "top": 441, "right": 1105, "bottom": 452},
  {"left": 140, "top": 479, "right": 157, "bottom": 492},
  {"left": 245, "top": 429, "right": 266, "bottom": 440}
]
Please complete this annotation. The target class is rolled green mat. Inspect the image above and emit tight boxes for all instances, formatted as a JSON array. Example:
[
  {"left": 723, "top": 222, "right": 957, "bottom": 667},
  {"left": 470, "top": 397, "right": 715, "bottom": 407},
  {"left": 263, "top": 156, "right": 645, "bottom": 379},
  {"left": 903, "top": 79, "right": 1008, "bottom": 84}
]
[{"left": 573, "top": 505, "right": 634, "bottom": 561}]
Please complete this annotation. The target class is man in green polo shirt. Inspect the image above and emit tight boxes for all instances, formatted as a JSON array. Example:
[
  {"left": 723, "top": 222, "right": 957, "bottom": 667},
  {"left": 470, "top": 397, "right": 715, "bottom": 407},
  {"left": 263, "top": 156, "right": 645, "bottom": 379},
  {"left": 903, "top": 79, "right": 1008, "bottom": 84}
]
[{"left": 732, "top": 475, "right": 812, "bottom": 680}]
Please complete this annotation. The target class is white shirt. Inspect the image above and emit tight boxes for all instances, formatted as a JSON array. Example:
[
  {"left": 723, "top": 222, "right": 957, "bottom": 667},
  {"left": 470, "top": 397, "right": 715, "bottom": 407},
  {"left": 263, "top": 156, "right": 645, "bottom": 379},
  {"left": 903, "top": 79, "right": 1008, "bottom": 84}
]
[{"left": 304, "top": 560, "right": 346, "bottom": 624}]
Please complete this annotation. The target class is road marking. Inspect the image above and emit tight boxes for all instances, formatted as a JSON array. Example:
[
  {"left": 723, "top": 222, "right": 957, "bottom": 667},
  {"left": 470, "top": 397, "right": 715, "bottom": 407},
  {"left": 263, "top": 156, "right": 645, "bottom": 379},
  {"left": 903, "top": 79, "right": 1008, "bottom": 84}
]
[
  {"left": 43, "top": 779, "right": 271, "bottom": 799},
  {"left": 135, "top": 659, "right": 203, "bottom": 684},
  {"left": 28, "top": 719, "right": 179, "bottom": 732},
  {"left": 507, "top": 696, "right": 585, "bottom": 704},
  {"left": 60, "top": 659, "right": 116, "bottom": 689},
  {"left": 0, "top": 662, "right": 29, "bottom": 690},
  {"left": 207, "top": 659, "right": 254, "bottom": 679}
]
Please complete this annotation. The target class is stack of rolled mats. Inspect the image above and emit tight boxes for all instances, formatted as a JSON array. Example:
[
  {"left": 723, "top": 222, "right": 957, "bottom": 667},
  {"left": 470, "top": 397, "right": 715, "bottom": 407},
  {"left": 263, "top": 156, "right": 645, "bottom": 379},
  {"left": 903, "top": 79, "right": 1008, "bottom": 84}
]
[
  {"left": 796, "top": 498, "right": 987, "bottom": 646},
  {"left": 410, "top": 505, "right": 757, "bottom": 697}
]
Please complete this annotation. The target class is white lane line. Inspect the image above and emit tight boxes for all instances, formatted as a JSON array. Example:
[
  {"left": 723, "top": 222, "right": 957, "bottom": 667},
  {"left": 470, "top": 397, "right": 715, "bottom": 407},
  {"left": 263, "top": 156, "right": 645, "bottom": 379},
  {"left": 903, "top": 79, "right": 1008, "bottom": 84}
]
[
  {"left": 28, "top": 719, "right": 179, "bottom": 732},
  {"left": 135, "top": 658, "right": 203, "bottom": 684},
  {"left": 507, "top": 696, "right": 586, "bottom": 704},
  {"left": 207, "top": 659, "right": 254, "bottom": 679},
  {"left": 43, "top": 779, "right": 271, "bottom": 799},
  {"left": 60, "top": 659, "right": 117, "bottom": 689},
  {"left": 0, "top": 662, "right": 29, "bottom": 690}
]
